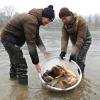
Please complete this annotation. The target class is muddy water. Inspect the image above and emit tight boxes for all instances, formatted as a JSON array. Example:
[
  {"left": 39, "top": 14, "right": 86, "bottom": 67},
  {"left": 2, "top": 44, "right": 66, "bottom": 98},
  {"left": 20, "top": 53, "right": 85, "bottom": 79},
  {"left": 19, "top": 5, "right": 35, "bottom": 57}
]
[{"left": 0, "top": 30, "right": 100, "bottom": 100}]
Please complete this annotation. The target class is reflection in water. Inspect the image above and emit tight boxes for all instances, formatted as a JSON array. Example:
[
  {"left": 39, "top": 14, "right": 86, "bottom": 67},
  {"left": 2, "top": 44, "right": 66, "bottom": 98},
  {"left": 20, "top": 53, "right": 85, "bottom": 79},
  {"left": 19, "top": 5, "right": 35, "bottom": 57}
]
[
  {"left": 0, "top": 31, "right": 100, "bottom": 100},
  {"left": 29, "top": 77, "right": 95, "bottom": 100},
  {"left": 9, "top": 81, "right": 28, "bottom": 100},
  {"left": 5, "top": 77, "right": 94, "bottom": 100}
]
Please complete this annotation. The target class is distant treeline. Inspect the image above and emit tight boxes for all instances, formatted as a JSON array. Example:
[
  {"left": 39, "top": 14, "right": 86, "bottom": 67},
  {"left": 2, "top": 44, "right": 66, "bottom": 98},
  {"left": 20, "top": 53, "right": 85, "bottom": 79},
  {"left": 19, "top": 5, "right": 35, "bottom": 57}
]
[
  {"left": 0, "top": 6, "right": 100, "bottom": 31},
  {"left": 44, "top": 14, "right": 100, "bottom": 31},
  {"left": 0, "top": 6, "right": 19, "bottom": 30},
  {"left": 85, "top": 14, "right": 100, "bottom": 30}
]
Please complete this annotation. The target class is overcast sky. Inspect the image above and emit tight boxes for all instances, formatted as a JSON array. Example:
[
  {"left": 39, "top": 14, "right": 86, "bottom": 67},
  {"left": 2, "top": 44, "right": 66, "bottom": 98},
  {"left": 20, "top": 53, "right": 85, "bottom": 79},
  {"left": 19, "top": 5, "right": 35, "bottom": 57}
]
[{"left": 0, "top": 0, "right": 99, "bottom": 16}]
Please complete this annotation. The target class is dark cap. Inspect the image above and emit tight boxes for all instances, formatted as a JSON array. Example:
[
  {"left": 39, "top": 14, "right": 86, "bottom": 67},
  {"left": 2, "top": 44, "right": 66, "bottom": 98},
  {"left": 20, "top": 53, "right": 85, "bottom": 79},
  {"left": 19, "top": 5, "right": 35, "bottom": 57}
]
[
  {"left": 42, "top": 5, "right": 55, "bottom": 21},
  {"left": 59, "top": 7, "right": 73, "bottom": 18}
]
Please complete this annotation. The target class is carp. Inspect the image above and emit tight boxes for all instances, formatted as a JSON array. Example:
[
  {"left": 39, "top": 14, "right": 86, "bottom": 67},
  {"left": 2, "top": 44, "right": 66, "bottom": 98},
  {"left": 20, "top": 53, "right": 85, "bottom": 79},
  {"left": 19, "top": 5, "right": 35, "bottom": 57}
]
[{"left": 42, "top": 65, "right": 77, "bottom": 89}]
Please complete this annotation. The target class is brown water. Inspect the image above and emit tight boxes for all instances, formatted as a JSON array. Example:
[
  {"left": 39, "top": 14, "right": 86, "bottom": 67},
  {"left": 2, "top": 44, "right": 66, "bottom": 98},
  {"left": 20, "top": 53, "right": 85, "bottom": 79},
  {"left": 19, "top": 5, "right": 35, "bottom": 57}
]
[{"left": 0, "top": 30, "right": 100, "bottom": 100}]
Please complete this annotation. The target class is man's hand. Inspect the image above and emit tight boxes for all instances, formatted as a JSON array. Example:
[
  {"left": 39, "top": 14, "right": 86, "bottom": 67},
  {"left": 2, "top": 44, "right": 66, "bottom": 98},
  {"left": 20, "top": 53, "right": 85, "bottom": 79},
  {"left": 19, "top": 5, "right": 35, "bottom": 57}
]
[
  {"left": 35, "top": 64, "right": 41, "bottom": 73},
  {"left": 60, "top": 51, "right": 66, "bottom": 59},
  {"left": 69, "top": 54, "right": 77, "bottom": 62}
]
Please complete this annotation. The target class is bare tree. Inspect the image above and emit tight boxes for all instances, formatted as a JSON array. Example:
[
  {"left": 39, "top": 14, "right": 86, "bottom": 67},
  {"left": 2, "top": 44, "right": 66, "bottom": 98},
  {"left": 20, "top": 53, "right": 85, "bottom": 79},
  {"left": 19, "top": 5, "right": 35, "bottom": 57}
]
[
  {"left": 3, "top": 5, "right": 15, "bottom": 22},
  {"left": 4, "top": 6, "right": 15, "bottom": 17},
  {"left": 94, "top": 14, "right": 100, "bottom": 28},
  {"left": 0, "top": 6, "right": 15, "bottom": 30}
]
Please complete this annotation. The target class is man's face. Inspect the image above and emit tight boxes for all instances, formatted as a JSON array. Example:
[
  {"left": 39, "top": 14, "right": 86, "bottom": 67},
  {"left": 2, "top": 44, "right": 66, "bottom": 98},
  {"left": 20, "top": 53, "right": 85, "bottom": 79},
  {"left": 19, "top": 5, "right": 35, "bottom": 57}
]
[
  {"left": 42, "top": 17, "right": 52, "bottom": 25},
  {"left": 61, "top": 16, "right": 72, "bottom": 24}
]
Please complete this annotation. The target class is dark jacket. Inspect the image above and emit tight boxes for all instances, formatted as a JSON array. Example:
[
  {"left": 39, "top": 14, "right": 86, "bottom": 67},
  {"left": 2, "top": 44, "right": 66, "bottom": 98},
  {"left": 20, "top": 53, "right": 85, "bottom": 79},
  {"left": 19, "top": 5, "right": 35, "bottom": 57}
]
[
  {"left": 61, "top": 15, "right": 92, "bottom": 53},
  {"left": 1, "top": 9, "right": 46, "bottom": 64}
]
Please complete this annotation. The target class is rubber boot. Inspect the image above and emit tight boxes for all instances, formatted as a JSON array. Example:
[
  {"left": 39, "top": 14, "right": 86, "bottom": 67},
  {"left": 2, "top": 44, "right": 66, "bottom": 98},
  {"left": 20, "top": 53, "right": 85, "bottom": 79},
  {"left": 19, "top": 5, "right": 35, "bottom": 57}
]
[
  {"left": 9, "top": 66, "right": 17, "bottom": 80},
  {"left": 80, "top": 65, "right": 85, "bottom": 75},
  {"left": 18, "top": 75, "right": 28, "bottom": 86},
  {"left": 77, "top": 62, "right": 85, "bottom": 75},
  {"left": 10, "top": 74, "right": 17, "bottom": 80}
]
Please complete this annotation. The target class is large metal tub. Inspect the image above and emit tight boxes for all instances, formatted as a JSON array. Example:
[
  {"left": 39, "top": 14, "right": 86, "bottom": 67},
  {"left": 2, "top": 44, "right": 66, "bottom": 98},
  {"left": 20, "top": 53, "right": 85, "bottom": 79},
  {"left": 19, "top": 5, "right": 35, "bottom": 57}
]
[{"left": 39, "top": 57, "right": 82, "bottom": 91}]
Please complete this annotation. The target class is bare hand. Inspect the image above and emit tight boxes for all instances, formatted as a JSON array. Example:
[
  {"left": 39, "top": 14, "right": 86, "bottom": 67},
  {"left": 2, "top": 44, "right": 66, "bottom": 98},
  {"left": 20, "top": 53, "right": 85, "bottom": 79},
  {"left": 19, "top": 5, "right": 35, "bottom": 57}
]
[{"left": 35, "top": 64, "right": 41, "bottom": 73}]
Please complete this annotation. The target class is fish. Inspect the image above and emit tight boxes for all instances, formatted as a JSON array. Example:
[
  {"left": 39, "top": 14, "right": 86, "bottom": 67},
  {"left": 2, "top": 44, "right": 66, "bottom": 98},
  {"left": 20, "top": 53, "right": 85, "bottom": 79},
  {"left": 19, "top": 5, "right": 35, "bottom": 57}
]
[{"left": 42, "top": 65, "right": 77, "bottom": 89}]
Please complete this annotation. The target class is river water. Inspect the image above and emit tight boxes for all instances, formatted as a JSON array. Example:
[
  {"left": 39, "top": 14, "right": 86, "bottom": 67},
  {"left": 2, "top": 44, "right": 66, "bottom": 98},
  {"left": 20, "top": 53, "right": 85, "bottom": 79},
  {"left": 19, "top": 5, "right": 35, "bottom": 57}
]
[{"left": 0, "top": 30, "right": 100, "bottom": 100}]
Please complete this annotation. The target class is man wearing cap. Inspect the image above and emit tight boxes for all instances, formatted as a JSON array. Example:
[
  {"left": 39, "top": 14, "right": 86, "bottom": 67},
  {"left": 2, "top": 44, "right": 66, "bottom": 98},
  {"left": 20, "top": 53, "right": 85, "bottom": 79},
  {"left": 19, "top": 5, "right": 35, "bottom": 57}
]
[
  {"left": 59, "top": 7, "right": 92, "bottom": 74},
  {"left": 1, "top": 5, "right": 55, "bottom": 85}
]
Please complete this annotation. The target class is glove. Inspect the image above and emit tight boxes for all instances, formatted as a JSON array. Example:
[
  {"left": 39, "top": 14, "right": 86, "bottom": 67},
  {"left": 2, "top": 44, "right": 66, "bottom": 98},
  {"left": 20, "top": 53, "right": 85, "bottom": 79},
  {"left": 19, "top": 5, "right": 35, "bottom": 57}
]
[
  {"left": 69, "top": 54, "right": 77, "bottom": 62},
  {"left": 60, "top": 51, "right": 66, "bottom": 59}
]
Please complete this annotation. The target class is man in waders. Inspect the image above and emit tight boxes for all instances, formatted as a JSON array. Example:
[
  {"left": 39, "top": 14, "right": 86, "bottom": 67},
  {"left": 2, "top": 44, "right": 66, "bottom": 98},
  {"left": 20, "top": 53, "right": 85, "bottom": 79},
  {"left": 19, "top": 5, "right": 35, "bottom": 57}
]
[
  {"left": 1, "top": 5, "right": 55, "bottom": 85},
  {"left": 59, "top": 7, "right": 92, "bottom": 74}
]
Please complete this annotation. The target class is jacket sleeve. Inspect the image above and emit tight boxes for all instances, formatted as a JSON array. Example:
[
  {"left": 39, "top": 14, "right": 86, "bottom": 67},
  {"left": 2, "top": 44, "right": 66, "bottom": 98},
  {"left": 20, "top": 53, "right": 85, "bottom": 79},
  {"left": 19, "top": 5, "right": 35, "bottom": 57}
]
[
  {"left": 24, "top": 21, "right": 39, "bottom": 64},
  {"left": 61, "top": 25, "right": 69, "bottom": 52},
  {"left": 35, "top": 30, "right": 46, "bottom": 53},
  {"left": 75, "top": 17, "right": 87, "bottom": 50}
]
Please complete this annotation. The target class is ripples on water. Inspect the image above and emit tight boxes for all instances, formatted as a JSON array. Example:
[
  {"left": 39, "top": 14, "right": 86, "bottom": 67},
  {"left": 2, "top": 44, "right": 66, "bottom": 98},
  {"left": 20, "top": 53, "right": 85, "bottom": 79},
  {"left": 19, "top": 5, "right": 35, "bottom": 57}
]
[{"left": 0, "top": 31, "right": 100, "bottom": 100}]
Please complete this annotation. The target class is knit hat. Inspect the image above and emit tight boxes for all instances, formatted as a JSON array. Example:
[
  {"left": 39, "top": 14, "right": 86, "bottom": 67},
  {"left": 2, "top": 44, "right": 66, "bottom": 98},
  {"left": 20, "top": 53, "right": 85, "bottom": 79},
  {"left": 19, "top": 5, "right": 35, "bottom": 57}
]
[
  {"left": 42, "top": 5, "right": 55, "bottom": 21},
  {"left": 59, "top": 7, "right": 73, "bottom": 18}
]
